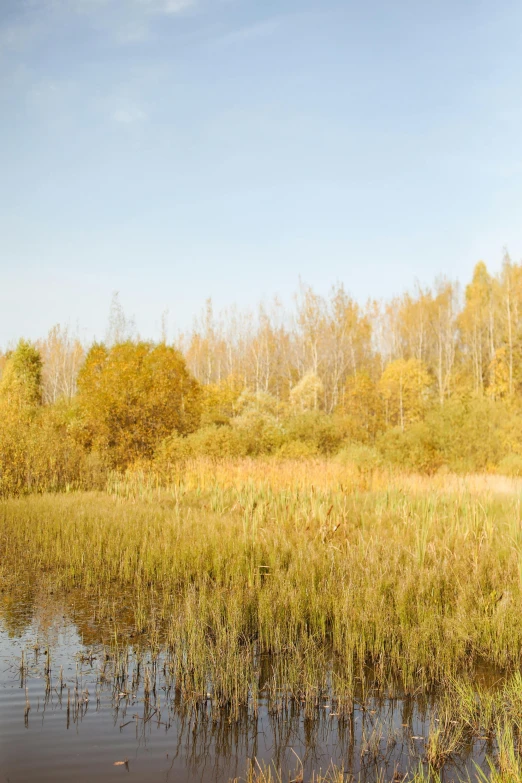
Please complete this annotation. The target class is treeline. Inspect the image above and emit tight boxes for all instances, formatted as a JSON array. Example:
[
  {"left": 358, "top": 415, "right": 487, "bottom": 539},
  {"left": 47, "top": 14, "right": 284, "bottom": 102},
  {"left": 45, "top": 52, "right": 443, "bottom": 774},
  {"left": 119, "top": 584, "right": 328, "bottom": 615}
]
[{"left": 3, "top": 256, "right": 522, "bottom": 495}]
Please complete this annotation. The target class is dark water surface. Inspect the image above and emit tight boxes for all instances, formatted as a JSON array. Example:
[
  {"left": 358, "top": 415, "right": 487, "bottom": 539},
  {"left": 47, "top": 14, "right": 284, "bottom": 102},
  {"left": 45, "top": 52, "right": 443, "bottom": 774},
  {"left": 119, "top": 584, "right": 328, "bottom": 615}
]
[{"left": 0, "top": 594, "right": 493, "bottom": 783}]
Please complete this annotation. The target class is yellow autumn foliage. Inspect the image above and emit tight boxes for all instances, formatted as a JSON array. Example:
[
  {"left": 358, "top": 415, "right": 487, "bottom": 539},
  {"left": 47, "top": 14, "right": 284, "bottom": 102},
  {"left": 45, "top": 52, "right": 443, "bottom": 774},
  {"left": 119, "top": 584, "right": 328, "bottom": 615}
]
[{"left": 5, "top": 259, "right": 522, "bottom": 494}]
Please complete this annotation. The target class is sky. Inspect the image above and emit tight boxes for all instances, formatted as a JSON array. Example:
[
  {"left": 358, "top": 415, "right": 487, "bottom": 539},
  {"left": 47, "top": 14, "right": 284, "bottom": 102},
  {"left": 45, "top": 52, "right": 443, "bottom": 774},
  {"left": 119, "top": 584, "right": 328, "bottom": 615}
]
[{"left": 1, "top": 0, "right": 522, "bottom": 346}]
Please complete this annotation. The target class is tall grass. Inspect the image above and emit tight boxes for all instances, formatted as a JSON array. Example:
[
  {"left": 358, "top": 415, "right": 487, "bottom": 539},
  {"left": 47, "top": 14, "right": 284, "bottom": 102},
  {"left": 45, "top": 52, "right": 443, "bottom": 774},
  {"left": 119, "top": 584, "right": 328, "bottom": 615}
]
[
  {"left": 5, "top": 459, "right": 522, "bottom": 778},
  {"left": 2, "top": 459, "right": 522, "bottom": 700}
]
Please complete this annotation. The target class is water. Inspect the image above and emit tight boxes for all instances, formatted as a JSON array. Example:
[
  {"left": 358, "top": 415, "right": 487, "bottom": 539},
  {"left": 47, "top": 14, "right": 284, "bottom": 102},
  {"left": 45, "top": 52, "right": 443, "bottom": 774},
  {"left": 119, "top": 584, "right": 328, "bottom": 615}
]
[{"left": 0, "top": 592, "right": 494, "bottom": 782}]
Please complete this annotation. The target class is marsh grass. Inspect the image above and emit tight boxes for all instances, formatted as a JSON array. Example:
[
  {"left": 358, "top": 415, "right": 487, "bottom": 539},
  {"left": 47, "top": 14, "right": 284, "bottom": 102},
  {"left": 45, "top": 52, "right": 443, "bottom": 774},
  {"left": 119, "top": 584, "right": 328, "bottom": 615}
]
[
  {"left": 4, "top": 461, "right": 522, "bottom": 691},
  {"left": 3, "top": 459, "right": 522, "bottom": 778},
  {"left": 241, "top": 757, "right": 345, "bottom": 782}
]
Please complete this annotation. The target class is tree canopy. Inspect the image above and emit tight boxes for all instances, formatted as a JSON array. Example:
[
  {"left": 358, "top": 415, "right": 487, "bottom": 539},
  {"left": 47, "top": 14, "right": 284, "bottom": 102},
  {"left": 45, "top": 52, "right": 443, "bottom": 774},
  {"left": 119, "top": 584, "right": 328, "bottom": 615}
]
[
  {"left": 75, "top": 341, "right": 200, "bottom": 468},
  {"left": 0, "top": 339, "right": 42, "bottom": 409},
  {"left": 5, "top": 258, "right": 522, "bottom": 493}
]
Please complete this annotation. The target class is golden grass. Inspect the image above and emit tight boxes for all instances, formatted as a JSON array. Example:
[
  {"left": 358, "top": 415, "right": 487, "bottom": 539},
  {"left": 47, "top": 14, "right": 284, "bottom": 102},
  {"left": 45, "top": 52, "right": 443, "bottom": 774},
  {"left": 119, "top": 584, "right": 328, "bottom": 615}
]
[
  {"left": 4, "top": 458, "right": 522, "bottom": 779},
  {"left": 1, "top": 459, "right": 522, "bottom": 691},
  {"left": 112, "top": 457, "right": 522, "bottom": 499}
]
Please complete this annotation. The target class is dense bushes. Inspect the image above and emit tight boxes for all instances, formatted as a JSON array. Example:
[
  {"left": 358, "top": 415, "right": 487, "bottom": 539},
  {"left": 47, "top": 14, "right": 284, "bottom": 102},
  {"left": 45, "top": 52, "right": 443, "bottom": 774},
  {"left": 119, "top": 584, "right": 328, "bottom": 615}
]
[
  {"left": 0, "top": 401, "right": 105, "bottom": 496},
  {"left": 378, "top": 398, "right": 522, "bottom": 474},
  {"left": 75, "top": 342, "right": 201, "bottom": 468},
  {"left": 0, "top": 340, "right": 200, "bottom": 495},
  {"left": 6, "top": 335, "right": 522, "bottom": 497}
]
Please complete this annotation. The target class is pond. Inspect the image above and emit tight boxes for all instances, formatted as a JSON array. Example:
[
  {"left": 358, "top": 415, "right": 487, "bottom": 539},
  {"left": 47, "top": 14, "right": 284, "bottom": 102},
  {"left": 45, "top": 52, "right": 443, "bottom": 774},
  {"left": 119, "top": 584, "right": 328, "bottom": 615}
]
[{"left": 0, "top": 590, "right": 497, "bottom": 783}]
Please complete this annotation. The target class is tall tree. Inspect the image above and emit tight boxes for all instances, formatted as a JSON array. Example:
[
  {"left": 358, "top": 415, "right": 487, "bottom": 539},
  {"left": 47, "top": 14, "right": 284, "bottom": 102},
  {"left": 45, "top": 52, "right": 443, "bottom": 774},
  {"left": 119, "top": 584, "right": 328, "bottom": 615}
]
[
  {"left": 378, "top": 358, "right": 431, "bottom": 431},
  {"left": 321, "top": 284, "right": 372, "bottom": 412},
  {"left": 38, "top": 324, "right": 84, "bottom": 404},
  {"left": 0, "top": 340, "right": 42, "bottom": 409},
  {"left": 457, "top": 262, "right": 498, "bottom": 394},
  {"left": 105, "top": 292, "right": 136, "bottom": 346}
]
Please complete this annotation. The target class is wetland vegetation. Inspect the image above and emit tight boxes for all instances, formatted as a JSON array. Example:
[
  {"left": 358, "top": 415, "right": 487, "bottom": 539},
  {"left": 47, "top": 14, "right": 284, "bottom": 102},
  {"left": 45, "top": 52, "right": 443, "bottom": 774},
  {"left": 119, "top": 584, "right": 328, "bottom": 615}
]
[
  {"left": 4, "top": 265, "right": 522, "bottom": 778},
  {"left": 3, "top": 461, "right": 522, "bottom": 780}
]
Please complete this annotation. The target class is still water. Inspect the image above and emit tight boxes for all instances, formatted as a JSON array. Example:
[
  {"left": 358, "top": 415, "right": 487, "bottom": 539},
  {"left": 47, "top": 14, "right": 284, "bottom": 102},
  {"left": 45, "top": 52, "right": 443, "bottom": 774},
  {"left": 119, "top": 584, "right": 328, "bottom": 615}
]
[{"left": 0, "top": 593, "right": 492, "bottom": 782}]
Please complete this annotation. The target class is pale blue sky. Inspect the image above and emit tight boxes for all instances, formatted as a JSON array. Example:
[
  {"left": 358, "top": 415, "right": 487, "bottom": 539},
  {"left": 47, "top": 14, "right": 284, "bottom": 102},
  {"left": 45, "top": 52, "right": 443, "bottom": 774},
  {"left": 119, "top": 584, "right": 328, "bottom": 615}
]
[{"left": 1, "top": 0, "right": 521, "bottom": 345}]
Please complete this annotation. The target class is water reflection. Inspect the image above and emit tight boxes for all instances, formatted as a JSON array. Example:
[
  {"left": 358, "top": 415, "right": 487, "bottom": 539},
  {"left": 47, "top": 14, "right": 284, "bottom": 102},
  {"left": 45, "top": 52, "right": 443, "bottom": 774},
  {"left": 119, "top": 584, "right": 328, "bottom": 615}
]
[{"left": 0, "top": 590, "right": 496, "bottom": 782}]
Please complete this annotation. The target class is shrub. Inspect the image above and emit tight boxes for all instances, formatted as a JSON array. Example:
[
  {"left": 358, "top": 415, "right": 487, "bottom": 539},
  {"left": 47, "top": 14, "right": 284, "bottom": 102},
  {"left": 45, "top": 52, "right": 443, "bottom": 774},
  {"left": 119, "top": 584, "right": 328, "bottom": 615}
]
[
  {"left": 154, "top": 432, "right": 194, "bottom": 469},
  {"left": 497, "top": 454, "right": 522, "bottom": 477},
  {"left": 232, "top": 392, "right": 284, "bottom": 455},
  {"left": 283, "top": 411, "right": 344, "bottom": 454},
  {"left": 277, "top": 440, "right": 320, "bottom": 459},
  {"left": 0, "top": 403, "right": 99, "bottom": 496},
  {"left": 75, "top": 341, "right": 201, "bottom": 468},
  {"left": 377, "top": 424, "right": 443, "bottom": 475},
  {"left": 187, "top": 425, "right": 247, "bottom": 458}
]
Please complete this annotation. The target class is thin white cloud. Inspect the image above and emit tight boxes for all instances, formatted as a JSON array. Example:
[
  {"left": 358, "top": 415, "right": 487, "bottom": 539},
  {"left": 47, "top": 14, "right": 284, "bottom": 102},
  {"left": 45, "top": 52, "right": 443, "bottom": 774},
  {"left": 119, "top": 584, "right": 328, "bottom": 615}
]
[
  {"left": 0, "top": 17, "right": 45, "bottom": 52},
  {"left": 217, "top": 18, "right": 282, "bottom": 46},
  {"left": 135, "top": 0, "right": 196, "bottom": 13},
  {"left": 163, "top": 0, "right": 195, "bottom": 12},
  {"left": 43, "top": 0, "right": 113, "bottom": 13},
  {"left": 112, "top": 105, "right": 147, "bottom": 124},
  {"left": 47, "top": 0, "right": 197, "bottom": 16},
  {"left": 114, "top": 20, "right": 150, "bottom": 43},
  {"left": 1, "top": 0, "right": 198, "bottom": 53},
  {"left": 23, "top": 77, "right": 79, "bottom": 130}
]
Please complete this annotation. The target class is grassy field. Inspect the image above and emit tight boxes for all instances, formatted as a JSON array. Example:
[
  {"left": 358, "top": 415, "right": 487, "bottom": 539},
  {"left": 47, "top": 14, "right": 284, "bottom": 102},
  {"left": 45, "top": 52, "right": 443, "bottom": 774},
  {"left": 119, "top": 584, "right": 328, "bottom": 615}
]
[{"left": 3, "top": 458, "right": 522, "bottom": 779}]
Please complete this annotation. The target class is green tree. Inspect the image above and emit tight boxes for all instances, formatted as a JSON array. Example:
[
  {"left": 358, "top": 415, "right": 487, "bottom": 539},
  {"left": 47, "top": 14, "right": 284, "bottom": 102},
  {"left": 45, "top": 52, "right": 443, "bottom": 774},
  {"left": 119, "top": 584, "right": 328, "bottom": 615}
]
[
  {"left": 0, "top": 342, "right": 86, "bottom": 496},
  {"left": 0, "top": 340, "right": 42, "bottom": 409}
]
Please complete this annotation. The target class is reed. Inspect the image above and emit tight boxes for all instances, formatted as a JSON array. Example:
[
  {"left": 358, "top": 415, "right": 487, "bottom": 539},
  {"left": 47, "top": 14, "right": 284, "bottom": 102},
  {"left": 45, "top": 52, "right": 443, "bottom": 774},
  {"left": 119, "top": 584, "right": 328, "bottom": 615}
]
[
  {"left": 3, "top": 462, "right": 522, "bottom": 692},
  {"left": 3, "top": 458, "right": 522, "bottom": 779}
]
